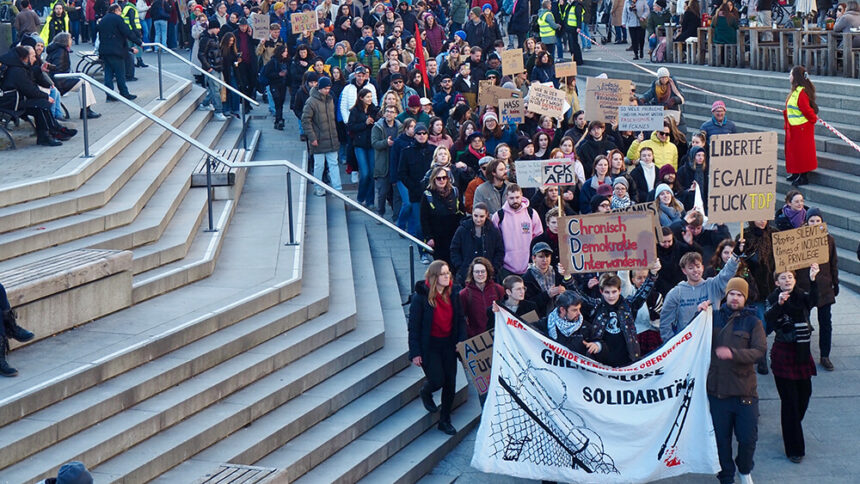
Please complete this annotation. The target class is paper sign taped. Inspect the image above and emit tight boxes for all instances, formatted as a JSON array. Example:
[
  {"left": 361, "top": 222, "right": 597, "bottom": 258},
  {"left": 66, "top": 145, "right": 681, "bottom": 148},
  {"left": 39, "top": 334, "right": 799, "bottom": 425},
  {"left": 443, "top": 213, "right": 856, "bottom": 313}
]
[{"left": 618, "top": 105, "right": 666, "bottom": 132}]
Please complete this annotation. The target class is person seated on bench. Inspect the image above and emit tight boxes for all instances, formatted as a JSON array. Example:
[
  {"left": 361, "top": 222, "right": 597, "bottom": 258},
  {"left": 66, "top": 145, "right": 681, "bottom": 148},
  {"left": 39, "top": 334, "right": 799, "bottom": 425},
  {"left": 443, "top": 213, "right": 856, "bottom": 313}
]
[
  {"left": 20, "top": 34, "right": 66, "bottom": 122},
  {"left": 0, "top": 282, "right": 35, "bottom": 377},
  {"left": 46, "top": 32, "right": 101, "bottom": 119},
  {"left": 0, "top": 46, "right": 78, "bottom": 146}
]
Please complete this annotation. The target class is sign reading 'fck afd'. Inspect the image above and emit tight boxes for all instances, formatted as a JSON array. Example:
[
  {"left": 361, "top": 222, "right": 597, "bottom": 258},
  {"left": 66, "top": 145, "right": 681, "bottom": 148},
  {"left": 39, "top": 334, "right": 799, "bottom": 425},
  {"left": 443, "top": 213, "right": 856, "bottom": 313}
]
[{"left": 515, "top": 159, "right": 577, "bottom": 189}]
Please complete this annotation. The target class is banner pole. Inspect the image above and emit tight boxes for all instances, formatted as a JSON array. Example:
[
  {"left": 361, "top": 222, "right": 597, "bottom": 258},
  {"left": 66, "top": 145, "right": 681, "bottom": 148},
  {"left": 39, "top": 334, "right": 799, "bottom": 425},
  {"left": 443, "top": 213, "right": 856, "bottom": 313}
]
[{"left": 740, "top": 222, "right": 744, "bottom": 242}]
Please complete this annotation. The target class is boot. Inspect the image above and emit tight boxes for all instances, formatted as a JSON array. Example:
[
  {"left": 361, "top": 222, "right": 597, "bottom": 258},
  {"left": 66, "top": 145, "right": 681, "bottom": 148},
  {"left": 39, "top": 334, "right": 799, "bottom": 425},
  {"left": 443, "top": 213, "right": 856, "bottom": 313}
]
[
  {"left": 4, "top": 310, "right": 33, "bottom": 343},
  {"left": 80, "top": 107, "right": 102, "bottom": 119},
  {"left": 0, "top": 337, "right": 18, "bottom": 377},
  {"left": 136, "top": 58, "right": 149, "bottom": 68},
  {"left": 420, "top": 387, "right": 439, "bottom": 413},
  {"left": 437, "top": 419, "right": 456, "bottom": 435},
  {"left": 791, "top": 172, "right": 809, "bottom": 186},
  {"left": 37, "top": 131, "right": 62, "bottom": 146}
]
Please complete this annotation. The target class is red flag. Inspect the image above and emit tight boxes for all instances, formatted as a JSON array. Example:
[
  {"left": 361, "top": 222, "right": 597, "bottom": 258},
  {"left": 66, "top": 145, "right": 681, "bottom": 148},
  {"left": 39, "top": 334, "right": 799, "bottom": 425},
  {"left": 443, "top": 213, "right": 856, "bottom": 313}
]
[{"left": 414, "top": 25, "right": 430, "bottom": 91}]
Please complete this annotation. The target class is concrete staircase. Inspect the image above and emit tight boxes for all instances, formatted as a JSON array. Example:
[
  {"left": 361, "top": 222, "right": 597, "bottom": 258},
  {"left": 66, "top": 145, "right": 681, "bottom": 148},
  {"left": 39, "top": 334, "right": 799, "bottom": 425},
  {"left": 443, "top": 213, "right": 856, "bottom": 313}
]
[
  {"left": 0, "top": 75, "right": 481, "bottom": 482},
  {"left": 579, "top": 61, "right": 860, "bottom": 292}
]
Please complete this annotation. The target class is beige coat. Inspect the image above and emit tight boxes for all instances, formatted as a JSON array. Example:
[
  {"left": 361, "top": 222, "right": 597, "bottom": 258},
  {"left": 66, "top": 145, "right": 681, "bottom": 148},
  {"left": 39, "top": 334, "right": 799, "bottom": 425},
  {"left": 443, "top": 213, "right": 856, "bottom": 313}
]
[{"left": 611, "top": 0, "right": 625, "bottom": 26}]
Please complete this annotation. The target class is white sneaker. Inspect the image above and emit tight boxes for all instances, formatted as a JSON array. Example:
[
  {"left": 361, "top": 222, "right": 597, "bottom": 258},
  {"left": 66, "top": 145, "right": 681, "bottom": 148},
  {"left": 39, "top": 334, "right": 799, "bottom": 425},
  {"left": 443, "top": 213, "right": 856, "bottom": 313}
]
[
  {"left": 313, "top": 187, "right": 326, "bottom": 197},
  {"left": 739, "top": 473, "right": 754, "bottom": 484},
  {"left": 350, "top": 171, "right": 359, "bottom": 183},
  {"left": 197, "top": 103, "right": 214, "bottom": 111},
  {"left": 420, "top": 254, "right": 432, "bottom": 265},
  {"left": 213, "top": 113, "right": 227, "bottom": 121}
]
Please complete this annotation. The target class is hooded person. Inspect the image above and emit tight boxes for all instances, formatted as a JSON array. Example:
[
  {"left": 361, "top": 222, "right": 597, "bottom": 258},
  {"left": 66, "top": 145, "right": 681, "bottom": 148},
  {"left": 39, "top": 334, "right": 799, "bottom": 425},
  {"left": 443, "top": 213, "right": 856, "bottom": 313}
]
[{"left": 677, "top": 145, "right": 709, "bottom": 209}]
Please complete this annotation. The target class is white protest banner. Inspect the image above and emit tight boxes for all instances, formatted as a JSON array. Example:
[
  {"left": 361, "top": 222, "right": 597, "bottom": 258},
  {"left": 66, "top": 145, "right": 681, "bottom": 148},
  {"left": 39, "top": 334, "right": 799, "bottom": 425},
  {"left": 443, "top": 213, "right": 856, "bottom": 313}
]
[
  {"left": 772, "top": 223, "right": 830, "bottom": 273},
  {"left": 472, "top": 309, "right": 719, "bottom": 484},
  {"left": 585, "top": 77, "right": 633, "bottom": 124},
  {"left": 500, "top": 98, "right": 524, "bottom": 125},
  {"left": 558, "top": 211, "right": 657, "bottom": 274},
  {"left": 290, "top": 11, "right": 319, "bottom": 34},
  {"left": 527, "top": 83, "right": 567, "bottom": 120},
  {"left": 618, "top": 105, "right": 666, "bottom": 132},
  {"left": 514, "top": 159, "right": 576, "bottom": 189},
  {"left": 251, "top": 13, "right": 270, "bottom": 40},
  {"left": 456, "top": 329, "right": 494, "bottom": 395},
  {"left": 707, "top": 132, "right": 778, "bottom": 224},
  {"left": 501, "top": 48, "right": 524, "bottom": 76}
]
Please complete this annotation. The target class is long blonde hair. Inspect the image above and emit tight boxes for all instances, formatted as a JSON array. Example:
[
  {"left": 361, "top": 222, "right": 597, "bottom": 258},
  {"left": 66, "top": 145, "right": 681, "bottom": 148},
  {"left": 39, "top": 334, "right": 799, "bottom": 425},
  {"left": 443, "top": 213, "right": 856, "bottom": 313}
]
[{"left": 425, "top": 260, "right": 451, "bottom": 307}]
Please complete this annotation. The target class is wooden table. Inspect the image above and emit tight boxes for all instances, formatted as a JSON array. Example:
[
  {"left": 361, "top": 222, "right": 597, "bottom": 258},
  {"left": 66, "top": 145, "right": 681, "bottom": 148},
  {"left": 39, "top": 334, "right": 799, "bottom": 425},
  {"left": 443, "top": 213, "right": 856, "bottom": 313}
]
[
  {"left": 744, "top": 27, "right": 787, "bottom": 70},
  {"left": 842, "top": 33, "right": 857, "bottom": 78}
]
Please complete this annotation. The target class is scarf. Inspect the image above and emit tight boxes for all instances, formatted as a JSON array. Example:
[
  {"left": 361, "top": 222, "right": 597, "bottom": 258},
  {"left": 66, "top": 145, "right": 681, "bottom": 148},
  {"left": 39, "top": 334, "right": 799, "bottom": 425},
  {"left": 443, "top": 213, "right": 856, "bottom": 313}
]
[
  {"left": 782, "top": 205, "right": 806, "bottom": 228},
  {"left": 611, "top": 194, "right": 632, "bottom": 209},
  {"left": 468, "top": 144, "right": 485, "bottom": 160},
  {"left": 655, "top": 82, "right": 670, "bottom": 103},
  {"left": 528, "top": 264, "right": 555, "bottom": 293},
  {"left": 590, "top": 175, "right": 606, "bottom": 191},
  {"left": 547, "top": 307, "right": 583, "bottom": 339}
]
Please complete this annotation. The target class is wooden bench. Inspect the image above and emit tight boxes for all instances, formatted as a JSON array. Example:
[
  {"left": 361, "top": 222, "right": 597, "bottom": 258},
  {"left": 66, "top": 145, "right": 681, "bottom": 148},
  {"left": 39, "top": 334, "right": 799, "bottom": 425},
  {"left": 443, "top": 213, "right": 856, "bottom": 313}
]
[
  {"left": 2, "top": 249, "right": 133, "bottom": 349},
  {"left": 191, "top": 148, "right": 246, "bottom": 199},
  {"left": 195, "top": 463, "right": 277, "bottom": 483}
]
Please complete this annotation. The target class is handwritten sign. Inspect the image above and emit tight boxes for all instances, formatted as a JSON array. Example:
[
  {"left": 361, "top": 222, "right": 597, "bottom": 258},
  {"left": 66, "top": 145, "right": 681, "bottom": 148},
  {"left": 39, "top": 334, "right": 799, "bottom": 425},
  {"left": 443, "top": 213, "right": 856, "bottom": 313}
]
[
  {"left": 527, "top": 83, "right": 567, "bottom": 119},
  {"left": 290, "top": 11, "right": 319, "bottom": 34},
  {"left": 558, "top": 211, "right": 657, "bottom": 274},
  {"left": 772, "top": 224, "right": 830, "bottom": 273},
  {"left": 478, "top": 81, "right": 519, "bottom": 108},
  {"left": 608, "top": 200, "right": 666, "bottom": 243},
  {"left": 501, "top": 48, "right": 524, "bottom": 76},
  {"left": 585, "top": 77, "right": 633, "bottom": 124},
  {"left": 456, "top": 328, "right": 494, "bottom": 395},
  {"left": 555, "top": 61, "right": 578, "bottom": 78},
  {"left": 515, "top": 159, "right": 576, "bottom": 188},
  {"left": 251, "top": 13, "right": 270, "bottom": 40},
  {"left": 707, "top": 132, "right": 778, "bottom": 224},
  {"left": 618, "top": 105, "right": 665, "bottom": 132},
  {"left": 499, "top": 98, "right": 524, "bottom": 125}
]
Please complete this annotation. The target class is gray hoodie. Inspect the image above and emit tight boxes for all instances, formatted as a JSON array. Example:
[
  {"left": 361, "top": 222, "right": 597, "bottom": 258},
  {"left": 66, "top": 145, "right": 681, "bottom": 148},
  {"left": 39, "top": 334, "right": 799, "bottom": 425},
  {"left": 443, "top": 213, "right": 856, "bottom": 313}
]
[{"left": 660, "top": 255, "right": 738, "bottom": 341}]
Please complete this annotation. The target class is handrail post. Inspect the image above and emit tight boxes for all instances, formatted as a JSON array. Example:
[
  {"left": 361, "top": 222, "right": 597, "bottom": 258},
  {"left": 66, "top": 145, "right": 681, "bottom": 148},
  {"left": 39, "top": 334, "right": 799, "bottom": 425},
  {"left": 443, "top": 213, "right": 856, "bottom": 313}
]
[
  {"left": 204, "top": 155, "right": 217, "bottom": 232},
  {"left": 284, "top": 169, "right": 298, "bottom": 246},
  {"left": 156, "top": 48, "right": 164, "bottom": 100},
  {"left": 80, "top": 82, "right": 91, "bottom": 158},
  {"left": 240, "top": 102, "right": 247, "bottom": 150}
]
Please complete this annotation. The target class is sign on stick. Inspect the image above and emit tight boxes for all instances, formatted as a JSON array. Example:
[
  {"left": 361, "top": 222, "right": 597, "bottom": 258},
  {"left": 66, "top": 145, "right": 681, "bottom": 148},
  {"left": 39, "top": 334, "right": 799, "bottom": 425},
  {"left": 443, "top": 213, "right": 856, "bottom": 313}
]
[
  {"left": 558, "top": 211, "right": 657, "bottom": 274},
  {"left": 291, "top": 11, "right": 319, "bottom": 34},
  {"left": 501, "top": 48, "right": 524, "bottom": 75},
  {"left": 515, "top": 159, "right": 576, "bottom": 189},
  {"left": 585, "top": 77, "right": 633, "bottom": 124},
  {"left": 555, "top": 61, "right": 578, "bottom": 78},
  {"left": 527, "top": 83, "right": 567, "bottom": 119},
  {"left": 707, "top": 132, "right": 778, "bottom": 224},
  {"left": 500, "top": 98, "right": 524, "bottom": 125}
]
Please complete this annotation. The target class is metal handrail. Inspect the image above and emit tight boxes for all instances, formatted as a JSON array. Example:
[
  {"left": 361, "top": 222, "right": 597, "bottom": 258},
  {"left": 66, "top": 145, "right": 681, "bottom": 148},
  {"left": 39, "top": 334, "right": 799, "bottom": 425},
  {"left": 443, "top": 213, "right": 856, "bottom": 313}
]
[
  {"left": 142, "top": 42, "right": 258, "bottom": 106},
  {"left": 53, "top": 72, "right": 433, "bottom": 253}
]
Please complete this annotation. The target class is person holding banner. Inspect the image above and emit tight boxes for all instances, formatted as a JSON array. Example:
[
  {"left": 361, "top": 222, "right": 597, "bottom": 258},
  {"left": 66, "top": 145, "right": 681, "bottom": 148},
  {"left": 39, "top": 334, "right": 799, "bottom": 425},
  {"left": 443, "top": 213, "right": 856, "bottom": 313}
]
[
  {"left": 708, "top": 277, "right": 767, "bottom": 484},
  {"left": 782, "top": 66, "right": 819, "bottom": 187},
  {"left": 533, "top": 290, "right": 604, "bottom": 357},
  {"left": 765, "top": 263, "right": 820, "bottom": 464},
  {"left": 523, "top": 242, "right": 578, "bottom": 318},
  {"left": 408, "top": 260, "right": 467, "bottom": 436}
]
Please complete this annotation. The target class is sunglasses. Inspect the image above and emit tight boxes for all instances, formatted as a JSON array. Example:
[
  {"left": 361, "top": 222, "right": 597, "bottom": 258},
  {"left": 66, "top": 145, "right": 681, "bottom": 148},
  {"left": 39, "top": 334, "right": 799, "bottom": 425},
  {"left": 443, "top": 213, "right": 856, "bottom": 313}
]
[
  {"left": 416, "top": 131, "right": 428, "bottom": 135},
  {"left": 393, "top": 80, "right": 403, "bottom": 83},
  {"left": 658, "top": 131, "right": 670, "bottom": 135},
  {"left": 435, "top": 176, "right": 449, "bottom": 180}
]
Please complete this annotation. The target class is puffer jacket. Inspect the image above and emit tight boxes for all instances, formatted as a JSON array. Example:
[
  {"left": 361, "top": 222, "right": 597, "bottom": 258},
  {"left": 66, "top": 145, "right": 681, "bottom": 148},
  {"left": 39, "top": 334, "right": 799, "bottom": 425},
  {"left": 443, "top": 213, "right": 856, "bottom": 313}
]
[
  {"left": 371, "top": 118, "right": 401, "bottom": 179},
  {"left": 198, "top": 31, "right": 222, "bottom": 72},
  {"left": 398, "top": 141, "right": 435, "bottom": 202},
  {"left": 450, "top": 0, "right": 469, "bottom": 24},
  {"left": 626, "top": 130, "right": 679, "bottom": 171},
  {"left": 408, "top": 281, "right": 468, "bottom": 360},
  {"left": 450, "top": 218, "right": 506, "bottom": 285},
  {"left": 707, "top": 305, "right": 767, "bottom": 399},
  {"left": 459, "top": 281, "right": 506, "bottom": 337},
  {"left": 301, "top": 87, "right": 341, "bottom": 154}
]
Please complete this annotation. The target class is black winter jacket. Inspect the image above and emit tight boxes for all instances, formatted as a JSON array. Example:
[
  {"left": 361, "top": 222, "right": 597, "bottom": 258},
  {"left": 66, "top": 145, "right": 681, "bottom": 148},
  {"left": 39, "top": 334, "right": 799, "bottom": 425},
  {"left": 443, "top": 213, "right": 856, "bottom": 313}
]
[
  {"left": 0, "top": 51, "right": 49, "bottom": 104},
  {"left": 450, "top": 218, "right": 506, "bottom": 285},
  {"left": 765, "top": 283, "right": 817, "bottom": 344},
  {"left": 398, "top": 141, "right": 435, "bottom": 202},
  {"left": 347, "top": 105, "right": 379, "bottom": 149},
  {"left": 97, "top": 12, "right": 141, "bottom": 58},
  {"left": 408, "top": 281, "right": 468, "bottom": 360},
  {"left": 198, "top": 31, "right": 222, "bottom": 72}
]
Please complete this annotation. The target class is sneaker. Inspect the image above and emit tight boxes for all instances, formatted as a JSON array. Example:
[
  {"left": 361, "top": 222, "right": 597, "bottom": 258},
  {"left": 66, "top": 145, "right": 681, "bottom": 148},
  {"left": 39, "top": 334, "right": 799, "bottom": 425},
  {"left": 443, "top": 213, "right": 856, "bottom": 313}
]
[
  {"left": 197, "top": 103, "right": 214, "bottom": 111},
  {"left": 213, "top": 113, "right": 228, "bottom": 121},
  {"left": 789, "top": 456, "right": 803, "bottom": 464},
  {"left": 420, "top": 254, "right": 432, "bottom": 265},
  {"left": 313, "top": 187, "right": 326, "bottom": 197},
  {"left": 739, "top": 473, "right": 754, "bottom": 484},
  {"left": 820, "top": 357, "right": 834, "bottom": 371},
  {"left": 351, "top": 171, "right": 359, "bottom": 183}
]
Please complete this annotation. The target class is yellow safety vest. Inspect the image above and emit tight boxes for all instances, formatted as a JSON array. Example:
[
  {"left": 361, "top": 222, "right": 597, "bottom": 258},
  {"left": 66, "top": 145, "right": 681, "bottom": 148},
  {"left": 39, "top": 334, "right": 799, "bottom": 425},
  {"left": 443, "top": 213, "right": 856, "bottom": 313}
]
[
  {"left": 538, "top": 11, "right": 555, "bottom": 39},
  {"left": 786, "top": 86, "right": 808, "bottom": 126},
  {"left": 123, "top": 3, "right": 141, "bottom": 31},
  {"left": 566, "top": 6, "right": 579, "bottom": 28}
]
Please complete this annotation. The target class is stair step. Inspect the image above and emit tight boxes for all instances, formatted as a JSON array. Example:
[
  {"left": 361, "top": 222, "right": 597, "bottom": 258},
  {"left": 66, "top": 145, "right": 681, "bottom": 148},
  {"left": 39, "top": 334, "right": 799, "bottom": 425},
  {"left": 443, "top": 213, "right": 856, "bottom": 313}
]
[
  {"left": 0, "top": 80, "right": 192, "bottom": 209},
  {"left": 88, "top": 196, "right": 370, "bottom": 483}
]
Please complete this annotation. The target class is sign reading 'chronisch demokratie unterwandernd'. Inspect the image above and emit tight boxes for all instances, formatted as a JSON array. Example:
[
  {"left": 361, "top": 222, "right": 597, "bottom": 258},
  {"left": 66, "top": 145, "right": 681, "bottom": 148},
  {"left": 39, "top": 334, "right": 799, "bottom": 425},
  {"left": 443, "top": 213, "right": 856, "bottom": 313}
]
[
  {"left": 707, "top": 132, "right": 778, "bottom": 224},
  {"left": 558, "top": 211, "right": 657, "bottom": 274}
]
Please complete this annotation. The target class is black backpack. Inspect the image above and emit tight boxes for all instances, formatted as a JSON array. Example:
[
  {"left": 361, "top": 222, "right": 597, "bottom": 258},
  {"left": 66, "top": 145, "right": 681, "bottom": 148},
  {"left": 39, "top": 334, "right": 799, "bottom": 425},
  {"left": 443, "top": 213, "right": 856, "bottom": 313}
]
[{"left": 495, "top": 205, "right": 535, "bottom": 225}]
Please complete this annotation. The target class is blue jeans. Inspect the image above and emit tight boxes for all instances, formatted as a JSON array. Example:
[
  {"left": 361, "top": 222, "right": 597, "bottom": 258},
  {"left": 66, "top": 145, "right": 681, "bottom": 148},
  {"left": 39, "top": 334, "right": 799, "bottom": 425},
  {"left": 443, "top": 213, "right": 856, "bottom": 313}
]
[
  {"left": 313, "top": 151, "right": 343, "bottom": 191},
  {"left": 354, "top": 147, "right": 374, "bottom": 204},
  {"left": 554, "top": 41, "right": 564, "bottom": 60},
  {"left": 581, "top": 23, "right": 592, "bottom": 49},
  {"left": 396, "top": 182, "right": 421, "bottom": 237},
  {"left": 154, "top": 20, "right": 168, "bottom": 48},
  {"left": 224, "top": 72, "right": 240, "bottom": 114},
  {"left": 49, "top": 88, "right": 62, "bottom": 118},
  {"left": 266, "top": 85, "right": 275, "bottom": 115},
  {"left": 167, "top": 22, "right": 178, "bottom": 48},
  {"left": 70, "top": 20, "right": 81, "bottom": 44},
  {"left": 202, "top": 74, "right": 223, "bottom": 111},
  {"left": 709, "top": 395, "right": 758, "bottom": 483},
  {"left": 141, "top": 18, "right": 152, "bottom": 45}
]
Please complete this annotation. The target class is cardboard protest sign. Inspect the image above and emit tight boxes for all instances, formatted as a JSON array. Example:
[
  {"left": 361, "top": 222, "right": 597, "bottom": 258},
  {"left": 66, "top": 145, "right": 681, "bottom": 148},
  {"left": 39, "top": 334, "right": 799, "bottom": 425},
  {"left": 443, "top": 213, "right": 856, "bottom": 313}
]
[
  {"left": 707, "top": 132, "right": 778, "bottom": 224},
  {"left": 527, "top": 83, "right": 567, "bottom": 119},
  {"left": 456, "top": 328, "right": 494, "bottom": 395},
  {"left": 514, "top": 159, "right": 576, "bottom": 188},
  {"left": 585, "top": 77, "right": 633, "bottom": 124},
  {"left": 251, "top": 13, "right": 270, "bottom": 40},
  {"left": 555, "top": 61, "right": 577, "bottom": 78},
  {"left": 291, "top": 11, "right": 319, "bottom": 34},
  {"left": 558, "top": 211, "right": 657, "bottom": 274},
  {"left": 609, "top": 200, "right": 666, "bottom": 243},
  {"left": 772, "top": 223, "right": 830, "bottom": 273},
  {"left": 479, "top": 81, "right": 519, "bottom": 108},
  {"left": 501, "top": 48, "right": 524, "bottom": 75},
  {"left": 618, "top": 105, "right": 665, "bottom": 132},
  {"left": 499, "top": 98, "right": 524, "bottom": 125}
]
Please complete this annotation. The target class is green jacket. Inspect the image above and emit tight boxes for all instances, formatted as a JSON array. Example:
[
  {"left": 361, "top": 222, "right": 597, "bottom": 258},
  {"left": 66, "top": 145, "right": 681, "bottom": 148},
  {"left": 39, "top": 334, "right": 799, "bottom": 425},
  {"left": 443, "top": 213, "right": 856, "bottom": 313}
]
[
  {"left": 645, "top": 10, "right": 671, "bottom": 36},
  {"left": 371, "top": 117, "right": 401, "bottom": 179},
  {"left": 712, "top": 13, "right": 739, "bottom": 44},
  {"left": 301, "top": 87, "right": 341, "bottom": 154}
]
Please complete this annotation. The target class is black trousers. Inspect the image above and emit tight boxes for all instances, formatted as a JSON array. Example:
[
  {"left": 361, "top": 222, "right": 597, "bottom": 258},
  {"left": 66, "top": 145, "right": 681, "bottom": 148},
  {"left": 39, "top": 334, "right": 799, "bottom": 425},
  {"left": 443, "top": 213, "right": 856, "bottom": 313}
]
[
  {"left": 102, "top": 55, "right": 130, "bottom": 98},
  {"left": 422, "top": 336, "right": 458, "bottom": 421},
  {"left": 271, "top": 86, "right": 286, "bottom": 122},
  {"left": 709, "top": 395, "right": 758, "bottom": 483},
  {"left": 629, "top": 26, "right": 646, "bottom": 57},
  {"left": 23, "top": 98, "right": 57, "bottom": 131},
  {"left": 817, "top": 303, "right": 832, "bottom": 358},
  {"left": 774, "top": 376, "right": 812, "bottom": 458},
  {"left": 566, "top": 30, "right": 583, "bottom": 64}
]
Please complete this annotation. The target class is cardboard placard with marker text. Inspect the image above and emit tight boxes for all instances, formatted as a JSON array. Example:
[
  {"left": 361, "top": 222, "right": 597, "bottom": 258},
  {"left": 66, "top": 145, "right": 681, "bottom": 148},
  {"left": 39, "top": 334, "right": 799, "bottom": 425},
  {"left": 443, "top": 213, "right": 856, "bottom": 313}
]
[
  {"left": 707, "top": 132, "right": 778, "bottom": 224},
  {"left": 559, "top": 211, "right": 658, "bottom": 274}
]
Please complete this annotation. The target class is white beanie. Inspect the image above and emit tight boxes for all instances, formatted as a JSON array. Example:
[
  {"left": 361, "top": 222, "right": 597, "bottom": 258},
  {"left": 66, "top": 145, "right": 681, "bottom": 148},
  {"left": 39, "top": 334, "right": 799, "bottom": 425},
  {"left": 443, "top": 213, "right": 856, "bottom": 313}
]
[{"left": 656, "top": 67, "right": 670, "bottom": 78}]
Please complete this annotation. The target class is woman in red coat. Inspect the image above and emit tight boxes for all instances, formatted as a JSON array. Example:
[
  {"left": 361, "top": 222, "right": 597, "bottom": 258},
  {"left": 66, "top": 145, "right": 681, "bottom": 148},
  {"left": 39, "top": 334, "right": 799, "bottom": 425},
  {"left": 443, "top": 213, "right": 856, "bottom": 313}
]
[{"left": 782, "top": 66, "right": 819, "bottom": 187}]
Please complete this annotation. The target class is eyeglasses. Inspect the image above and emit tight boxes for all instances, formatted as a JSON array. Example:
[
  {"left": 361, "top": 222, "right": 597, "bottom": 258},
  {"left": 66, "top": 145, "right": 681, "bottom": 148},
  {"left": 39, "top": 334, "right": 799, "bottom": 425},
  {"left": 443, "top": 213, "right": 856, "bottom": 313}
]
[{"left": 435, "top": 176, "right": 449, "bottom": 180}]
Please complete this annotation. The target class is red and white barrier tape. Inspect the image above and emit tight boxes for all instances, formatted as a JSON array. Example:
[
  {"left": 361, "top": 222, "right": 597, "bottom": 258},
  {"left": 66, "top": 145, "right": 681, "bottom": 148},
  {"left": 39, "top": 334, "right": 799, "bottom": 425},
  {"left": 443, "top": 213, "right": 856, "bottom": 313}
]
[{"left": 576, "top": 30, "right": 860, "bottom": 154}]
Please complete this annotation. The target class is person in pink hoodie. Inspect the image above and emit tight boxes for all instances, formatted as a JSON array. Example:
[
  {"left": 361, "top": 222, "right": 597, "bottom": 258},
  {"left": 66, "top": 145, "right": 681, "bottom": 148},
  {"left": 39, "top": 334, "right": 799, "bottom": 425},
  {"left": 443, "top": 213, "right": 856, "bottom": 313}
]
[{"left": 490, "top": 184, "right": 543, "bottom": 278}]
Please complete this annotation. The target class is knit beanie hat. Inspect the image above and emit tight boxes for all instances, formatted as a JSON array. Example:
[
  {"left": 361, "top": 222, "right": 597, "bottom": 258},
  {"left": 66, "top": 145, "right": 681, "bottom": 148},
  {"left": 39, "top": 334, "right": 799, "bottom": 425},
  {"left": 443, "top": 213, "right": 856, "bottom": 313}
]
[
  {"left": 455, "top": 30, "right": 467, "bottom": 40},
  {"left": 711, "top": 100, "right": 726, "bottom": 112},
  {"left": 612, "top": 176, "right": 629, "bottom": 188},
  {"left": 805, "top": 207, "right": 823, "bottom": 222},
  {"left": 590, "top": 195, "right": 610, "bottom": 213},
  {"left": 479, "top": 155, "right": 495, "bottom": 166},
  {"left": 471, "top": 7, "right": 482, "bottom": 17},
  {"left": 656, "top": 67, "right": 670, "bottom": 78},
  {"left": 317, "top": 76, "right": 332, "bottom": 89},
  {"left": 482, "top": 3, "right": 492, "bottom": 10},
  {"left": 654, "top": 183, "right": 673, "bottom": 200},
  {"left": 688, "top": 146, "right": 705, "bottom": 164},
  {"left": 725, "top": 278, "right": 749, "bottom": 300},
  {"left": 482, "top": 111, "right": 498, "bottom": 125},
  {"left": 208, "top": 16, "right": 221, "bottom": 28},
  {"left": 596, "top": 184, "right": 613, "bottom": 197},
  {"left": 306, "top": 72, "right": 319, "bottom": 83},
  {"left": 518, "top": 137, "right": 534, "bottom": 151},
  {"left": 658, "top": 164, "right": 676, "bottom": 180},
  {"left": 408, "top": 94, "right": 421, "bottom": 107},
  {"left": 57, "top": 462, "right": 93, "bottom": 484}
]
